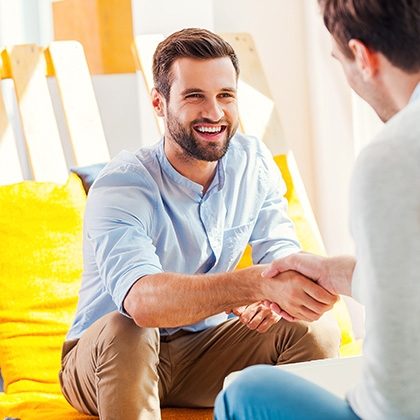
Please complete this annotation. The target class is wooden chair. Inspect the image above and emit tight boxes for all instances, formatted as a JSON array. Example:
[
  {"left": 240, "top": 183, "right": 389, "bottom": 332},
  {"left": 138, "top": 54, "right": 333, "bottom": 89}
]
[{"left": 0, "top": 41, "right": 110, "bottom": 185}]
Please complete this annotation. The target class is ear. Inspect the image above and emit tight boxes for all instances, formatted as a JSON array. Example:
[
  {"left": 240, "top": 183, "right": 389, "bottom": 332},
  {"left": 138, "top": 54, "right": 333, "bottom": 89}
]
[
  {"left": 348, "top": 39, "right": 379, "bottom": 81},
  {"left": 151, "top": 87, "right": 166, "bottom": 117}
]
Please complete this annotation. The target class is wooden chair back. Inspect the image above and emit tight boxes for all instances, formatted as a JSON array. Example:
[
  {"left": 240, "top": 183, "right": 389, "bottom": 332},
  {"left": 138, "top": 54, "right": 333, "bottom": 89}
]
[{"left": 0, "top": 41, "right": 110, "bottom": 186}]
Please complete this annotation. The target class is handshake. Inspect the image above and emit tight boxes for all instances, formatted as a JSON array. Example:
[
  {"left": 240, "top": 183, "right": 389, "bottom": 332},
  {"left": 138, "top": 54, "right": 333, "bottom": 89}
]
[
  {"left": 261, "top": 252, "right": 356, "bottom": 323},
  {"left": 228, "top": 253, "right": 356, "bottom": 333}
]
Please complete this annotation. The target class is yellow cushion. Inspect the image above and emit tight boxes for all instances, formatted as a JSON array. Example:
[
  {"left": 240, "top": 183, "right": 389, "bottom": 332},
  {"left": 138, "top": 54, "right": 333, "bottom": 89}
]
[
  {"left": 0, "top": 174, "right": 86, "bottom": 395},
  {"left": 0, "top": 392, "right": 93, "bottom": 420},
  {"left": 0, "top": 391, "right": 213, "bottom": 420}
]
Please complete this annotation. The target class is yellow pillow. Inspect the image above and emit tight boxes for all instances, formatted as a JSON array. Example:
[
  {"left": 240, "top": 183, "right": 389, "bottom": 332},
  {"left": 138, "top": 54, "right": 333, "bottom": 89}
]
[{"left": 0, "top": 174, "right": 86, "bottom": 394}]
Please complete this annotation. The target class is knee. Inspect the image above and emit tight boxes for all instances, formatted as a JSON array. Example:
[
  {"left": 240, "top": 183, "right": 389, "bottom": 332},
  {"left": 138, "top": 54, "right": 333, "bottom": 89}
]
[
  {"left": 98, "top": 312, "right": 159, "bottom": 358},
  {"left": 215, "top": 365, "right": 285, "bottom": 420},
  {"left": 308, "top": 312, "right": 341, "bottom": 359},
  {"left": 276, "top": 312, "right": 341, "bottom": 363},
  {"left": 225, "top": 365, "right": 278, "bottom": 400}
]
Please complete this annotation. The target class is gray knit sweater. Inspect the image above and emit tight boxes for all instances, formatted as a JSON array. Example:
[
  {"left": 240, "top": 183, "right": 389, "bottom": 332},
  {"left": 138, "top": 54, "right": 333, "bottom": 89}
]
[{"left": 347, "top": 86, "right": 420, "bottom": 419}]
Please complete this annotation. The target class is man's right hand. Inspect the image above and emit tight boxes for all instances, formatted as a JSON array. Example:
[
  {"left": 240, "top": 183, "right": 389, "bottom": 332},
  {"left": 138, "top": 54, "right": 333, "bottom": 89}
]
[
  {"left": 262, "top": 253, "right": 356, "bottom": 297},
  {"left": 262, "top": 268, "right": 339, "bottom": 322}
]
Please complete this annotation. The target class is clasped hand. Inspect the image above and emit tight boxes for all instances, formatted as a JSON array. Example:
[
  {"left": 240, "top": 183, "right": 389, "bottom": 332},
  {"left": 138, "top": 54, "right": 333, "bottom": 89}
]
[
  {"left": 261, "top": 252, "right": 355, "bottom": 322},
  {"left": 228, "top": 252, "right": 354, "bottom": 330},
  {"left": 226, "top": 301, "right": 282, "bottom": 333}
]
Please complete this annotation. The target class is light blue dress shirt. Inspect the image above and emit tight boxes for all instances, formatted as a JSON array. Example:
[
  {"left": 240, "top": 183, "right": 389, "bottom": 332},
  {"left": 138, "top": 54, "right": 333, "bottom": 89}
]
[{"left": 67, "top": 132, "right": 301, "bottom": 340}]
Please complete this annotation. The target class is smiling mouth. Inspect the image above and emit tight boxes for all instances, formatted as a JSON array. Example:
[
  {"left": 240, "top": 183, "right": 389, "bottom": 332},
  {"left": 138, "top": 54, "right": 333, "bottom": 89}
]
[{"left": 194, "top": 125, "right": 227, "bottom": 136}]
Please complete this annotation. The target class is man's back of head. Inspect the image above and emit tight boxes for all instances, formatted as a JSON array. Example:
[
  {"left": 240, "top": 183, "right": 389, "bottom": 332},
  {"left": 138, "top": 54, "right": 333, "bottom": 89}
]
[{"left": 319, "top": 0, "right": 420, "bottom": 72}]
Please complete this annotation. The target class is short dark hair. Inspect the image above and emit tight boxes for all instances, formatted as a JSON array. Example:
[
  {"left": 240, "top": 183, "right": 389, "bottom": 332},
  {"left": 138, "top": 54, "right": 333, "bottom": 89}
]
[
  {"left": 319, "top": 0, "right": 420, "bottom": 72},
  {"left": 152, "top": 28, "right": 240, "bottom": 100}
]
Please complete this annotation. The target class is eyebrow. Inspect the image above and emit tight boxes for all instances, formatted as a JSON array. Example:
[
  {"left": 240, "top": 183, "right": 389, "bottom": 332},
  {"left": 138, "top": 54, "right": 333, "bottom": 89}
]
[{"left": 181, "top": 87, "right": 237, "bottom": 95}]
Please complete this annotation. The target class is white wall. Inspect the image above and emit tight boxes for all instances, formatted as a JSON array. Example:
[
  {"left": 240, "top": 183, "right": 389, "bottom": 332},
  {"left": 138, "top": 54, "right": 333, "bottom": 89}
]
[
  {"left": 303, "top": 0, "right": 356, "bottom": 256},
  {"left": 132, "top": 0, "right": 214, "bottom": 36},
  {"left": 0, "top": 0, "right": 54, "bottom": 45}
]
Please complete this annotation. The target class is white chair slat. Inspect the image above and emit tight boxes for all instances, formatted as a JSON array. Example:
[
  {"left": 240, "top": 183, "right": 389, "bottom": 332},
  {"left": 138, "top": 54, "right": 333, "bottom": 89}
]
[
  {"left": 219, "top": 32, "right": 288, "bottom": 156},
  {"left": 0, "top": 78, "right": 24, "bottom": 185},
  {"left": 46, "top": 41, "right": 110, "bottom": 167},
  {"left": 2, "top": 44, "right": 68, "bottom": 183}
]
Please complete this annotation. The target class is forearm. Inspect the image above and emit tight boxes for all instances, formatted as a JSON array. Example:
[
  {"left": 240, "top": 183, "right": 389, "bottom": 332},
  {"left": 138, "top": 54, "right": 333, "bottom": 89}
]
[
  {"left": 123, "top": 265, "right": 267, "bottom": 328},
  {"left": 323, "top": 255, "right": 355, "bottom": 296}
]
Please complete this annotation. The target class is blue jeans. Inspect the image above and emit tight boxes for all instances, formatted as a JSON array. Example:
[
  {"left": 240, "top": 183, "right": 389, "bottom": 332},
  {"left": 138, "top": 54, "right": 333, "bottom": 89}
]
[{"left": 214, "top": 365, "right": 361, "bottom": 420}]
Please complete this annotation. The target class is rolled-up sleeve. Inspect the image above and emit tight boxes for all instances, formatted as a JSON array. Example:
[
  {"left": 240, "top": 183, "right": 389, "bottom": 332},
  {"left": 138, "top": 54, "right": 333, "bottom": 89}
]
[{"left": 85, "top": 167, "right": 163, "bottom": 314}]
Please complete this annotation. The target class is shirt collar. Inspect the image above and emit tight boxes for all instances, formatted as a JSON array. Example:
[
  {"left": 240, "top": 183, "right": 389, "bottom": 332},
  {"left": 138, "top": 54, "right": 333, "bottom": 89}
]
[
  {"left": 157, "top": 137, "right": 226, "bottom": 196},
  {"left": 409, "top": 81, "right": 420, "bottom": 104},
  {"left": 207, "top": 155, "right": 226, "bottom": 194}
]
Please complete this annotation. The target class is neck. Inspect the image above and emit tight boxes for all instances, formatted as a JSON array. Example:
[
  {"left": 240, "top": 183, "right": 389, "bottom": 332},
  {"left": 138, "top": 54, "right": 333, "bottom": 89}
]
[
  {"left": 378, "top": 57, "right": 420, "bottom": 119},
  {"left": 164, "top": 140, "right": 218, "bottom": 195}
]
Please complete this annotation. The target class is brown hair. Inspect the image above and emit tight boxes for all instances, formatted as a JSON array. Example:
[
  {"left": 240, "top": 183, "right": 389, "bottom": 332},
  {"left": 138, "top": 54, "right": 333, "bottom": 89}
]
[
  {"left": 152, "top": 28, "right": 240, "bottom": 100},
  {"left": 319, "top": 0, "right": 420, "bottom": 72}
]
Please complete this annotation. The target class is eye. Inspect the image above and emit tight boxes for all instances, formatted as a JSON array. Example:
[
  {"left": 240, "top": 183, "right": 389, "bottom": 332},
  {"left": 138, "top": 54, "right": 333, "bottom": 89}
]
[
  {"left": 185, "top": 93, "right": 203, "bottom": 99},
  {"left": 219, "top": 92, "right": 236, "bottom": 101}
]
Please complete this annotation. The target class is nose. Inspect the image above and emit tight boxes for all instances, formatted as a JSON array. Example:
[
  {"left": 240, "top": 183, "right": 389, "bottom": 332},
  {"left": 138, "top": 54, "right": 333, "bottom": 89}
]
[{"left": 202, "top": 97, "right": 224, "bottom": 121}]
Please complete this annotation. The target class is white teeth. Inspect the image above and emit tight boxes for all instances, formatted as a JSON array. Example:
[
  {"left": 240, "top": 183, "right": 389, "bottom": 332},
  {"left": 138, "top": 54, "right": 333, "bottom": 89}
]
[{"left": 196, "top": 126, "right": 222, "bottom": 133}]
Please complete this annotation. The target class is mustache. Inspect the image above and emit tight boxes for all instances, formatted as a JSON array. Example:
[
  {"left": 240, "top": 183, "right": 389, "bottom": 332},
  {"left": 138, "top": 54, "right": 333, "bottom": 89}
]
[{"left": 190, "top": 118, "right": 230, "bottom": 125}]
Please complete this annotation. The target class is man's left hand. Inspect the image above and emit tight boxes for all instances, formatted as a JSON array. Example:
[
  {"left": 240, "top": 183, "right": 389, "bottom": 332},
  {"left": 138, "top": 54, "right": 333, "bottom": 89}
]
[{"left": 228, "top": 301, "right": 282, "bottom": 333}]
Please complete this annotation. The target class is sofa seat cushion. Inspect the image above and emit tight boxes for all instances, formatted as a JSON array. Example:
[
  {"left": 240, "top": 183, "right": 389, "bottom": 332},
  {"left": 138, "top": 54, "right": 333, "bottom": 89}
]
[{"left": 0, "top": 391, "right": 213, "bottom": 420}]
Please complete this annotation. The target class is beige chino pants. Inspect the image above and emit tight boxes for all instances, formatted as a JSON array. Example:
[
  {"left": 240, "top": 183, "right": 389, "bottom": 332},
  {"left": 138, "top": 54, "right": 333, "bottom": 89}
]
[{"left": 59, "top": 311, "right": 340, "bottom": 420}]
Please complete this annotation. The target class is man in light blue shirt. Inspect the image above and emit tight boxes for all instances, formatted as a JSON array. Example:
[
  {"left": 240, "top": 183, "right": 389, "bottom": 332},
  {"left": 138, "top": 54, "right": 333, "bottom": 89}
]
[{"left": 59, "top": 28, "right": 340, "bottom": 420}]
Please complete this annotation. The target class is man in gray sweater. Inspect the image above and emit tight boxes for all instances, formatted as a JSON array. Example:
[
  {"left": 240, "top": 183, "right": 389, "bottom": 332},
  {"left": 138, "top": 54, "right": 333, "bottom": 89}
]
[{"left": 215, "top": 0, "right": 420, "bottom": 419}]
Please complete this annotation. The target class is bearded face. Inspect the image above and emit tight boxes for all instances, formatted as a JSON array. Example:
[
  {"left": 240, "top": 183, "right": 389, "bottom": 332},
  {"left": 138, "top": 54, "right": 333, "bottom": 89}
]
[
  {"left": 165, "top": 108, "right": 237, "bottom": 162},
  {"left": 154, "top": 57, "right": 240, "bottom": 174}
]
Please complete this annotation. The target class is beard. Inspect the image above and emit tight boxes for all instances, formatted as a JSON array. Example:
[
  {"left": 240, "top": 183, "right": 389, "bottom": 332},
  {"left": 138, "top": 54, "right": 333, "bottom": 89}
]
[{"left": 166, "top": 109, "right": 237, "bottom": 162}]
